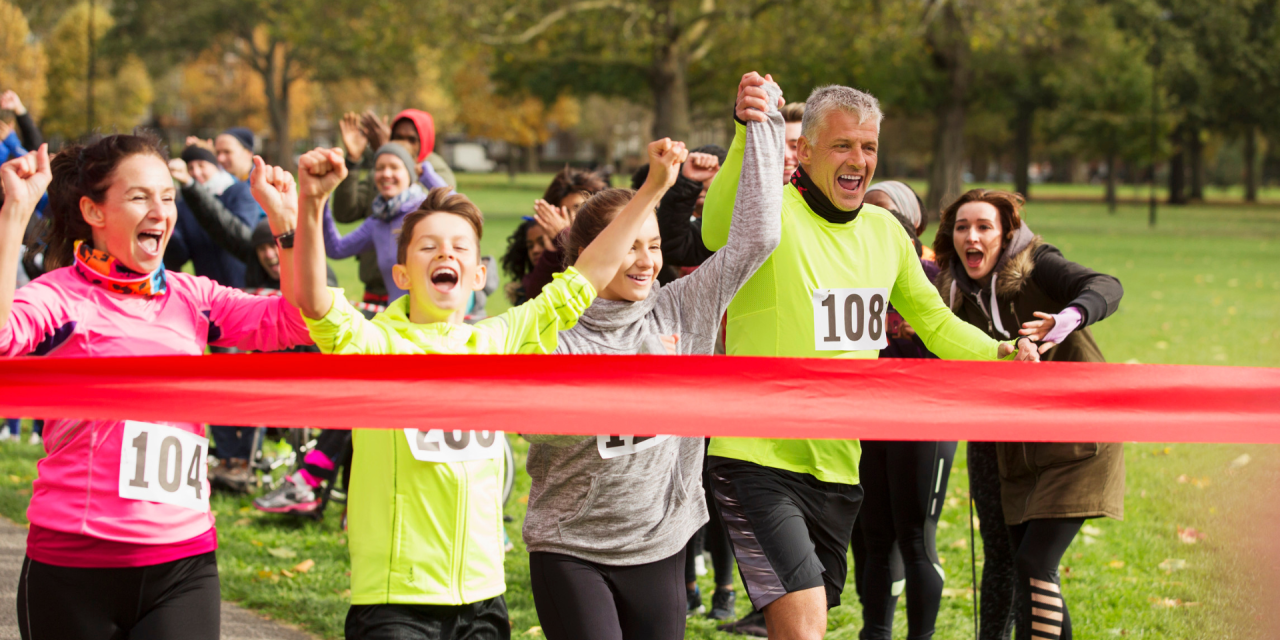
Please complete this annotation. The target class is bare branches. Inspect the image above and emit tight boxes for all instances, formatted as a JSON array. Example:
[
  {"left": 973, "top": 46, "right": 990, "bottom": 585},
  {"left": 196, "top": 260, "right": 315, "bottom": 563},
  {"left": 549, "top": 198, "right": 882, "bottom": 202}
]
[{"left": 481, "top": 0, "right": 641, "bottom": 45}]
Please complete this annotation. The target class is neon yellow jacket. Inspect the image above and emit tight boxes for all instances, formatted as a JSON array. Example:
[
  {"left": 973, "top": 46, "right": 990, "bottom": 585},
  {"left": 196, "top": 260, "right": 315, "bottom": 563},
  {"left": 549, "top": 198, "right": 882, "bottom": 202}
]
[
  {"left": 304, "top": 269, "right": 595, "bottom": 605},
  {"left": 702, "top": 122, "right": 1008, "bottom": 485}
]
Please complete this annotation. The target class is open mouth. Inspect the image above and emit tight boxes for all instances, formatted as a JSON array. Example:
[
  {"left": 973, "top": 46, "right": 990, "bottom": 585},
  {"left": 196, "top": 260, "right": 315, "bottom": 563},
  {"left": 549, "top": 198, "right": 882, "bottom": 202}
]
[
  {"left": 836, "top": 174, "right": 863, "bottom": 193},
  {"left": 137, "top": 231, "right": 164, "bottom": 256},
  {"left": 965, "top": 249, "right": 985, "bottom": 270},
  {"left": 431, "top": 265, "right": 459, "bottom": 292}
]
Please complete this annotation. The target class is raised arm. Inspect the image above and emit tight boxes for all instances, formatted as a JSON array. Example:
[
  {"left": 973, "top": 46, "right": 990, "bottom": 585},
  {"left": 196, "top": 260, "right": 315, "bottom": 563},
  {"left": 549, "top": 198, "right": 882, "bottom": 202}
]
[
  {"left": 0, "top": 145, "right": 49, "bottom": 331},
  {"left": 664, "top": 82, "right": 784, "bottom": 340},
  {"left": 179, "top": 180, "right": 255, "bottom": 262},
  {"left": 702, "top": 72, "right": 783, "bottom": 251},
  {"left": 656, "top": 172, "right": 714, "bottom": 267},
  {"left": 248, "top": 156, "right": 302, "bottom": 305},
  {"left": 573, "top": 139, "right": 688, "bottom": 294},
  {"left": 292, "top": 148, "right": 349, "bottom": 320},
  {"left": 321, "top": 204, "right": 375, "bottom": 260}
]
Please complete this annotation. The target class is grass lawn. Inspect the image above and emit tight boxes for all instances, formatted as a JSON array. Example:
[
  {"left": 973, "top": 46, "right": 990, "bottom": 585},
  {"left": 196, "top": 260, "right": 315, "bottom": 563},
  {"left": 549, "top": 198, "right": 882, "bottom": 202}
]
[{"left": 3, "top": 176, "right": 1279, "bottom": 639}]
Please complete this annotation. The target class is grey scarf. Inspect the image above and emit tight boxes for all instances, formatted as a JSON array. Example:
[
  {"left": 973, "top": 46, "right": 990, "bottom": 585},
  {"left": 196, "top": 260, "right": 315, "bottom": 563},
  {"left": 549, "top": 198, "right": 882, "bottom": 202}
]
[{"left": 370, "top": 183, "right": 426, "bottom": 222}]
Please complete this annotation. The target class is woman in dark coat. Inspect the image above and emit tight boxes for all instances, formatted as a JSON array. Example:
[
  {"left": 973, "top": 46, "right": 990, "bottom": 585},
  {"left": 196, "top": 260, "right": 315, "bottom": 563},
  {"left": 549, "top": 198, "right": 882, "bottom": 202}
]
[{"left": 933, "top": 189, "right": 1124, "bottom": 640}]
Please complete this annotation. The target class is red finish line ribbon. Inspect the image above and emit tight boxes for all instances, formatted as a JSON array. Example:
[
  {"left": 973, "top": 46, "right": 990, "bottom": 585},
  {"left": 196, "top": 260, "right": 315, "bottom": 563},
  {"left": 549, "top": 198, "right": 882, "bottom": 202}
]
[{"left": 1, "top": 354, "right": 1278, "bottom": 443}]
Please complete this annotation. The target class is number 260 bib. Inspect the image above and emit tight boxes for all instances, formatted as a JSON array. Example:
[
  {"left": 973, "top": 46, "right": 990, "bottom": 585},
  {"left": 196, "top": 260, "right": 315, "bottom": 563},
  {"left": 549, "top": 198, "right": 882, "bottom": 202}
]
[
  {"left": 812, "top": 288, "right": 890, "bottom": 351},
  {"left": 404, "top": 429, "right": 505, "bottom": 463},
  {"left": 118, "top": 421, "right": 210, "bottom": 512}
]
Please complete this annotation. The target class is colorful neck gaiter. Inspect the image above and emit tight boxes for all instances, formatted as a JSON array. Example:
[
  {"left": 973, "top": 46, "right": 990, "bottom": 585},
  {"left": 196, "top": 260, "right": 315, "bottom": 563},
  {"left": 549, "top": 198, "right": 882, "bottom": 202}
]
[
  {"left": 789, "top": 166, "right": 862, "bottom": 224},
  {"left": 73, "top": 240, "right": 168, "bottom": 296}
]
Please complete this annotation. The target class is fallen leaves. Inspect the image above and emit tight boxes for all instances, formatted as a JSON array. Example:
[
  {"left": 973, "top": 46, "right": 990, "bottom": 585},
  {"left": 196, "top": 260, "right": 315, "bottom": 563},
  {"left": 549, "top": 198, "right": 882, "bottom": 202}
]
[
  {"left": 1108, "top": 560, "right": 1126, "bottom": 569},
  {"left": 940, "top": 587, "right": 973, "bottom": 600},
  {"left": 949, "top": 539, "right": 968, "bottom": 550},
  {"left": 524, "top": 626, "right": 543, "bottom": 636},
  {"left": 1158, "top": 558, "right": 1188, "bottom": 572},
  {"left": 1176, "top": 474, "right": 1211, "bottom": 488},
  {"left": 293, "top": 559, "right": 315, "bottom": 573},
  {"left": 267, "top": 547, "right": 297, "bottom": 559},
  {"left": 1150, "top": 597, "right": 1200, "bottom": 608},
  {"left": 1176, "top": 527, "right": 1206, "bottom": 544},
  {"left": 1228, "top": 454, "right": 1251, "bottom": 471}
]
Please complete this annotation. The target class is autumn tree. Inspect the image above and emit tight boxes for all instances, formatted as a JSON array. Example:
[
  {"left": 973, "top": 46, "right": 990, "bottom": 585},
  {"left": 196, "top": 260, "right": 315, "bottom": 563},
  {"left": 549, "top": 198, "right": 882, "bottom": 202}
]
[
  {"left": 0, "top": 0, "right": 46, "bottom": 120},
  {"left": 475, "top": 0, "right": 782, "bottom": 142},
  {"left": 44, "top": 3, "right": 153, "bottom": 141}
]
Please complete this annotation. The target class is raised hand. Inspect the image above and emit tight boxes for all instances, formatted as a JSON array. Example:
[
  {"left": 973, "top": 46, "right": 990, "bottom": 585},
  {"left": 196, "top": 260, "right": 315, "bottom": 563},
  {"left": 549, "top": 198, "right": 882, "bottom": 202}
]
[
  {"left": 360, "top": 111, "right": 391, "bottom": 150},
  {"left": 645, "top": 138, "right": 689, "bottom": 191},
  {"left": 682, "top": 152, "right": 720, "bottom": 185},
  {"left": 533, "top": 199, "right": 572, "bottom": 239},
  {"left": 296, "top": 147, "right": 348, "bottom": 200},
  {"left": 735, "top": 72, "right": 784, "bottom": 123},
  {"left": 249, "top": 156, "right": 299, "bottom": 235},
  {"left": 0, "top": 91, "right": 27, "bottom": 116},
  {"left": 339, "top": 112, "right": 368, "bottom": 160},
  {"left": 185, "top": 135, "right": 214, "bottom": 152},
  {"left": 168, "top": 158, "right": 192, "bottom": 186},
  {"left": 0, "top": 144, "right": 51, "bottom": 222},
  {"left": 659, "top": 334, "right": 680, "bottom": 355}
]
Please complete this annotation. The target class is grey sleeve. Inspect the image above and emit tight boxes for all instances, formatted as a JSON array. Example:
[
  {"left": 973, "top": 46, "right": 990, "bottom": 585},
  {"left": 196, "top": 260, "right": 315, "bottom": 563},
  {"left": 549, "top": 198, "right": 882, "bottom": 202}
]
[
  {"left": 660, "top": 82, "right": 784, "bottom": 350},
  {"left": 522, "top": 434, "right": 593, "bottom": 446}
]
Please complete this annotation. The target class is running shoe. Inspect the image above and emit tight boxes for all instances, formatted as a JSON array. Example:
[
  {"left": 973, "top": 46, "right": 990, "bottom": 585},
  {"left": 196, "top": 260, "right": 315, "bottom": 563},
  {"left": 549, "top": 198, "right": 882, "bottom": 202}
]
[
  {"left": 716, "top": 610, "right": 768, "bottom": 637},
  {"left": 253, "top": 473, "right": 319, "bottom": 514},
  {"left": 686, "top": 585, "right": 705, "bottom": 617},
  {"left": 27, "top": 433, "right": 41, "bottom": 446},
  {"left": 708, "top": 587, "right": 736, "bottom": 621}
]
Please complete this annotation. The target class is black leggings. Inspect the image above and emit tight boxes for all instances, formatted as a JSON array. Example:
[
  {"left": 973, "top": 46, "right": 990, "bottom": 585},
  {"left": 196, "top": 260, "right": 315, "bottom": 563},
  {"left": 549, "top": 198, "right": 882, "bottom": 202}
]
[
  {"left": 970, "top": 441, "right": 1018, "bottom": 640},
  {"left": 530, "top": 549, "right": 686, "bottom": 640},
  {"left": 18, "top": 552, "right": 220, "bottom": 640},
  {"left": 1010, "top": 519, "right": 1084, "bottom": 640},
  {"left": 857, "top": 440, "right": 956, "bottom": 640}
]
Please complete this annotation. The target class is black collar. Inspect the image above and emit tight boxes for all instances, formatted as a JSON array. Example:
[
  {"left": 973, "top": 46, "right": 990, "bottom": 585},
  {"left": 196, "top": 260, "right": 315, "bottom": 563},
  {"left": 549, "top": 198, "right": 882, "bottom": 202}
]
[{"left": 790, "top": 166, "right": 861, "bottom": 224}]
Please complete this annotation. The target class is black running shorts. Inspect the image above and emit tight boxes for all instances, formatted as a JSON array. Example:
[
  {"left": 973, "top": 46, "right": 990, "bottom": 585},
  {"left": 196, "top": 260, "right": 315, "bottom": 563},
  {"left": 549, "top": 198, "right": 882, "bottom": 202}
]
[{"left": 708, "top": 456, "right": 863, "bottom": 610}]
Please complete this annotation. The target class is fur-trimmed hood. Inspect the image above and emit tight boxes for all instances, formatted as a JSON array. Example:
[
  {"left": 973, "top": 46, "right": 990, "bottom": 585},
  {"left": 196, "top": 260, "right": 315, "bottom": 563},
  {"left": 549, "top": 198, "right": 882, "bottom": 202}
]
[{"left": 935, "top": 236, "right": 1043, "bottom": 311}]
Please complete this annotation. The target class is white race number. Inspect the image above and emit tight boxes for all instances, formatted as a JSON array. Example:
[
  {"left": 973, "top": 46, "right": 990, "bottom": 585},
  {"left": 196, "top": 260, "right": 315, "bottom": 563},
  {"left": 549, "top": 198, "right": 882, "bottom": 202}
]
[
  {"left": 812, "top": 287, "right": 890, "bottom": 351},
  {"left": 118, "top": 421, "right": 210, "bottom": 513},
  {"left": 404, "top": 429, "right": 505, "bottom": 463},
  {"left": 596, "top": 435, "right": 672, "bottom": 459}
]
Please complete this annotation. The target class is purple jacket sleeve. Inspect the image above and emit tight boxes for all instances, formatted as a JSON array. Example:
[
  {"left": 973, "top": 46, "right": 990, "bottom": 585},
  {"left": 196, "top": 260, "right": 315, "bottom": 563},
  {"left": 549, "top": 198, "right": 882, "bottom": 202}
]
[
  {"left": 418, "top": 162, "right": 451, "bottom": 192},
  {"left": 322, "top": 204, "right": 376, "bottom": 260}
]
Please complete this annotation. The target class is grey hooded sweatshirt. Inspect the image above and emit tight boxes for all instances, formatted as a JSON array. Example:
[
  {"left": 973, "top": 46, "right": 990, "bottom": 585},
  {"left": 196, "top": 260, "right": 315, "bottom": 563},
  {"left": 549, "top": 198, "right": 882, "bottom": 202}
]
[{"left": 521, "top": 83, "right": 785, "bottom": 566}]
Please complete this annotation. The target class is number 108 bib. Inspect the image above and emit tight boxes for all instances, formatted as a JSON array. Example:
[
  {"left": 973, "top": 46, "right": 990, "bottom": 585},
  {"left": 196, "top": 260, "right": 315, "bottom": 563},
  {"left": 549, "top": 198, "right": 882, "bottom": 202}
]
[{"left": 812, "top": 287, "right": 890, "bottom": 351}]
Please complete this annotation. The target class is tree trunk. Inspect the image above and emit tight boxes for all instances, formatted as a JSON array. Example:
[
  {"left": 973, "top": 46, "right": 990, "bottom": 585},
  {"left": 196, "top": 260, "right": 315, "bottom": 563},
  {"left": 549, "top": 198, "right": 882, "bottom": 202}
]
[
  {"left": 257, "top": 41, "right": 293, "bottom": 171},
  {"left": 971, "top": 149, "right": 990, "bottom": 183},
  {"left": 924, "top": 2, "right": 969, "bottom": 218},
  {"left": 649, "top": 41, "right": 690, "bottom": 142},
  {"left": 1244, "top": 127, "right": 1258, "bottom": 203},
  {"left": 1188, "top": 124, "right": 1204, "bottom": 201},
  {"left": 524, "top": 144, "right": 539, "bottom": 173},
  {"left": 1106, "top": 152, "right": 1117, "bottom": 214},
  {"left": 1012, "top": 102, "right": 1033, "bottom": 199},
  {"left": 1168, "top": 124, "right": 1186, "bottom": 204}
]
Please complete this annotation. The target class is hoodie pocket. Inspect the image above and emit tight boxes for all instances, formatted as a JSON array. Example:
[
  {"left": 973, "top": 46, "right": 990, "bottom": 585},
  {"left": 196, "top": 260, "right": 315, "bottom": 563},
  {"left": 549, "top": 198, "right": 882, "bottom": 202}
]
[
  {"left": 555, "top": 475, "right": 601, "bottom": 529},
  {"left": 1032, "top": 442, "right": 1099, "bottom": 468}
]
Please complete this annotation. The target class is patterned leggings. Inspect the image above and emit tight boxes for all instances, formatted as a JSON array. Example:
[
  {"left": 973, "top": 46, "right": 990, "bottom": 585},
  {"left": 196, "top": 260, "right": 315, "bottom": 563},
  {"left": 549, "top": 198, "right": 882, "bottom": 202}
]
[{"left": 968, "top": 442, "right": 1018, "bottom": 640}]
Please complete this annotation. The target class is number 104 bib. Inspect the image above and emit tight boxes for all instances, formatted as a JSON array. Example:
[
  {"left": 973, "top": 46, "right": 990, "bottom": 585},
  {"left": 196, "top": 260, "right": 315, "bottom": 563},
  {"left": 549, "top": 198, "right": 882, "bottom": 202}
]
[
  {"left": 813, "top": 288, "right": 889, "bottom": 351},
  {"left": 118, "top": 421, "right": 210, "bottom": 512}
]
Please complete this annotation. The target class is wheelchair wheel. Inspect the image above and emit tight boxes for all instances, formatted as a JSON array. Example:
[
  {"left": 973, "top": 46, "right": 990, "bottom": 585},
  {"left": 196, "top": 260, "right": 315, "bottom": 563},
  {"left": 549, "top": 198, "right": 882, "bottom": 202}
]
[{"left": 502, "top": 435, "right": 516, "bottom": 507}]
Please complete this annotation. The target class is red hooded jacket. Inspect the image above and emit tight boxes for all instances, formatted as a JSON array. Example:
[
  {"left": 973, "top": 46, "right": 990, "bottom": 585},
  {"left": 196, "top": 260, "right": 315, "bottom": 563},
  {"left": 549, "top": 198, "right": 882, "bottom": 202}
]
[{"left": 392, "top": 109, "right": 436, "bottom": 163}]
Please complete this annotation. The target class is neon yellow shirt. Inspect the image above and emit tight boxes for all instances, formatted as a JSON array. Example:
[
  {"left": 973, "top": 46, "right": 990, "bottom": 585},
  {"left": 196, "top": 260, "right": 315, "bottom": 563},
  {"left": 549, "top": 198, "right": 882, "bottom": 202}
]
[
  {"left": 305, "top": 268, "right": 594, "bottom": 605},
  {"left": 702, "top": 122, "right": 1006, "bottom": 484}
]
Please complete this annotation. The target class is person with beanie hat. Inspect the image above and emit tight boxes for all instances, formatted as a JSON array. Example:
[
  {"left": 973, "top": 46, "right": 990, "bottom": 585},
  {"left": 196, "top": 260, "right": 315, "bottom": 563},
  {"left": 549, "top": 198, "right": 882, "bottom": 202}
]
[
  {"left": 865, "top": 180, "right": 931, "bottom": 260},
  {"left": 215, "top": 127, "right": 256, "bottom": 180},
  {"left": 320, "top": 143, "right": 435, "bottom": 303}
]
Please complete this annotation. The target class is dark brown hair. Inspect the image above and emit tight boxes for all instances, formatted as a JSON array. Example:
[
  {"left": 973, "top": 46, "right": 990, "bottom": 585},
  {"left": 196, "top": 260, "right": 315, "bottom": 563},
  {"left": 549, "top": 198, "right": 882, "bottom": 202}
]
[
  {"left": 542, "top": 166, "right": 608, "bottom": 207},
  {"left": 564, "top": 188, "right": 636, "bottom": 266},
  {"left": 396, "top": 187, "right": 484, "bottom": 264},
  {"left": 932, "top": 189, "right": 1025, "bottom": 274},
  {"left": 44, "top": 134, "right": 169, "bottom": 269}
]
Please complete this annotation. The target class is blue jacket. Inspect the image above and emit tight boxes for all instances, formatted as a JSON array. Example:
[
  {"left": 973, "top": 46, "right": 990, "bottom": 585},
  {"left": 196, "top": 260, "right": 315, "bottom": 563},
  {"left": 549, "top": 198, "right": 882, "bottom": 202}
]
[{"left": 165, "top": 178, "right": 263, "bottom": 288}]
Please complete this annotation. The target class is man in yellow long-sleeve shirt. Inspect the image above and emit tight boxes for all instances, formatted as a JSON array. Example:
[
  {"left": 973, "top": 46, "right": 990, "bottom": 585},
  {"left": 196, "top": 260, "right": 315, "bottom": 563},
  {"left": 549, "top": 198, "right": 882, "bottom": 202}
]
[{"left": 701, "top": 72, "right": 1039, "bottom": 640}]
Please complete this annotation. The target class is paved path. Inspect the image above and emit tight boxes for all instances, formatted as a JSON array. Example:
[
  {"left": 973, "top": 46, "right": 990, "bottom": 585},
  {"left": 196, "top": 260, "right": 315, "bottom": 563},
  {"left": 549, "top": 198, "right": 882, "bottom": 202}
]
[{"left": 0, "top": 518, "right": 315, "bottom": 640}]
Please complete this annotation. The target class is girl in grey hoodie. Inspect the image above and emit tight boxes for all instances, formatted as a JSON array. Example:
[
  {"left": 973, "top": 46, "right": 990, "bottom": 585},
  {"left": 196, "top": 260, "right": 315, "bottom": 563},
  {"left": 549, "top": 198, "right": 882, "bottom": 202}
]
[{"left": 521, "top": 82, "right": 784, "bottom": 640}]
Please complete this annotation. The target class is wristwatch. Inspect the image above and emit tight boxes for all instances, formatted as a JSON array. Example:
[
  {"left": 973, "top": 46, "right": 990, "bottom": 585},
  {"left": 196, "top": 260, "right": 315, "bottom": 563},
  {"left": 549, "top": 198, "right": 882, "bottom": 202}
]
[{"left": 274, "top": 230, "right": 295, "bottom": 249}]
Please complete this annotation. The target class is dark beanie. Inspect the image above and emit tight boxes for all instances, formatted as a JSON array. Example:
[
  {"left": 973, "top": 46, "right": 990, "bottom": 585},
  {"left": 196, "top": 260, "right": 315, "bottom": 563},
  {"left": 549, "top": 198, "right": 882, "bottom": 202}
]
[
  {"left": 251, "top": 220, "right": 274, "bottom": 248},
  {"left": 180, "top": 145, "right": 218, "bottom": 166},
  {"left": 691, "top": 144, "right": 728, "bottom": 166},
  {"left": 223, "top": 127, "right": 255, "bottom": 152}
]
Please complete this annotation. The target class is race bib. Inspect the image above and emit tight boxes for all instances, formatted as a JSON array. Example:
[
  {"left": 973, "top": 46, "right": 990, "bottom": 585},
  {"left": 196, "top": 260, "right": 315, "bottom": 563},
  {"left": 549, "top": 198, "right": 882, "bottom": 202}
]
[
  {"left": 118, "top": 421, "right": 210, "bottom": 512},
  {"left": 597, "top": 435, "right": 672, "bottom": 460},
  {"left": 813, "top": 287, "right": 890, "bottom": 351},
  {"left": 404, "top": 429, "right": 505, "bottom": 463}
]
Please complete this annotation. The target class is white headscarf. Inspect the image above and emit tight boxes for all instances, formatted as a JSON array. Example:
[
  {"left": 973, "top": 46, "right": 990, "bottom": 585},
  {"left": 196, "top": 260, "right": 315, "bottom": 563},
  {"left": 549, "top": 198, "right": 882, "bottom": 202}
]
[{"left": 866, "top": 181, "right": 922, "bottom": 229}]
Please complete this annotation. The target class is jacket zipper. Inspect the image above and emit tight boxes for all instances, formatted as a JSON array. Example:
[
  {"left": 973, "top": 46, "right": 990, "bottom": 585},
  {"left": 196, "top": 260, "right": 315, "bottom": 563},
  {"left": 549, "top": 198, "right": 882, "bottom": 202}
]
[{"left": 453, "top": 462, "right": 469, "bottom": 603}]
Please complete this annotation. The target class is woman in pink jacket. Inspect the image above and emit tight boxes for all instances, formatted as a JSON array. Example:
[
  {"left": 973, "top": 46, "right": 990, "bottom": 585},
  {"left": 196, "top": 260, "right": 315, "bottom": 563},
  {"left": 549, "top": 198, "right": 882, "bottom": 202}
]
[{"left": 0, "top": 136, "right": 311, "bottom": 640}]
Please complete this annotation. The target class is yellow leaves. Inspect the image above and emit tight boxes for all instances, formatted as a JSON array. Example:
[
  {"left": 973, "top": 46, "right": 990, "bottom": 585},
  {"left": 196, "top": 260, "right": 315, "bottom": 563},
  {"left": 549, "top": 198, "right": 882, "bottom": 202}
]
[
  {"left": 1228, "top": 454, "right": 1251, "bottom": 471},
  {"left": 293, "top": 559, "right": 315, "bottom": 574},
  {"left": 1176, "top": 474, "right": 1210, "bottom": 488},
  {"left": 254, "top": 558, "right": 315, "bottom": 582},
  {"left": 1158, "top": 558, "right": 1187, "bottom": 572},
  {"left": 948, "top": 539, "right": 968, "bottom": 550},
  {"left": 1150, "top": 597, "right": 1199, "bottom": 608},
  {"left": 0, "top": 0, "right": 47, "bottom": 118},
  {"left": 524, "top": 626, "right": 543, "bottom": 636},
  {"left": 1108, "top": 560, "right": 1126, "bottom": 569},
  {"left": 267, "top": 547, "right": 297, "bottom": 559},
  {"left": 940, "top": 587, "right": 972, "bottom": 600},
  {"left": 452, "top": 49, "right": 579, "bottom": 148},
  {"left": 44, "top": 2, "right": 153, "bottom": 139}
]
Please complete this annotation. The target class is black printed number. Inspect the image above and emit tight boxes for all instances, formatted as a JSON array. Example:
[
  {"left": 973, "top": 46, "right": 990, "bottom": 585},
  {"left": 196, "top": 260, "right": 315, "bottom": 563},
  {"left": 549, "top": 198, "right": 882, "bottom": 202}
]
[
  {"left": 823, "top": 292, "right": 886, "bottom": 343},
  {"left": 605, "top": 435, "right": 654, "bottom": 449}
]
